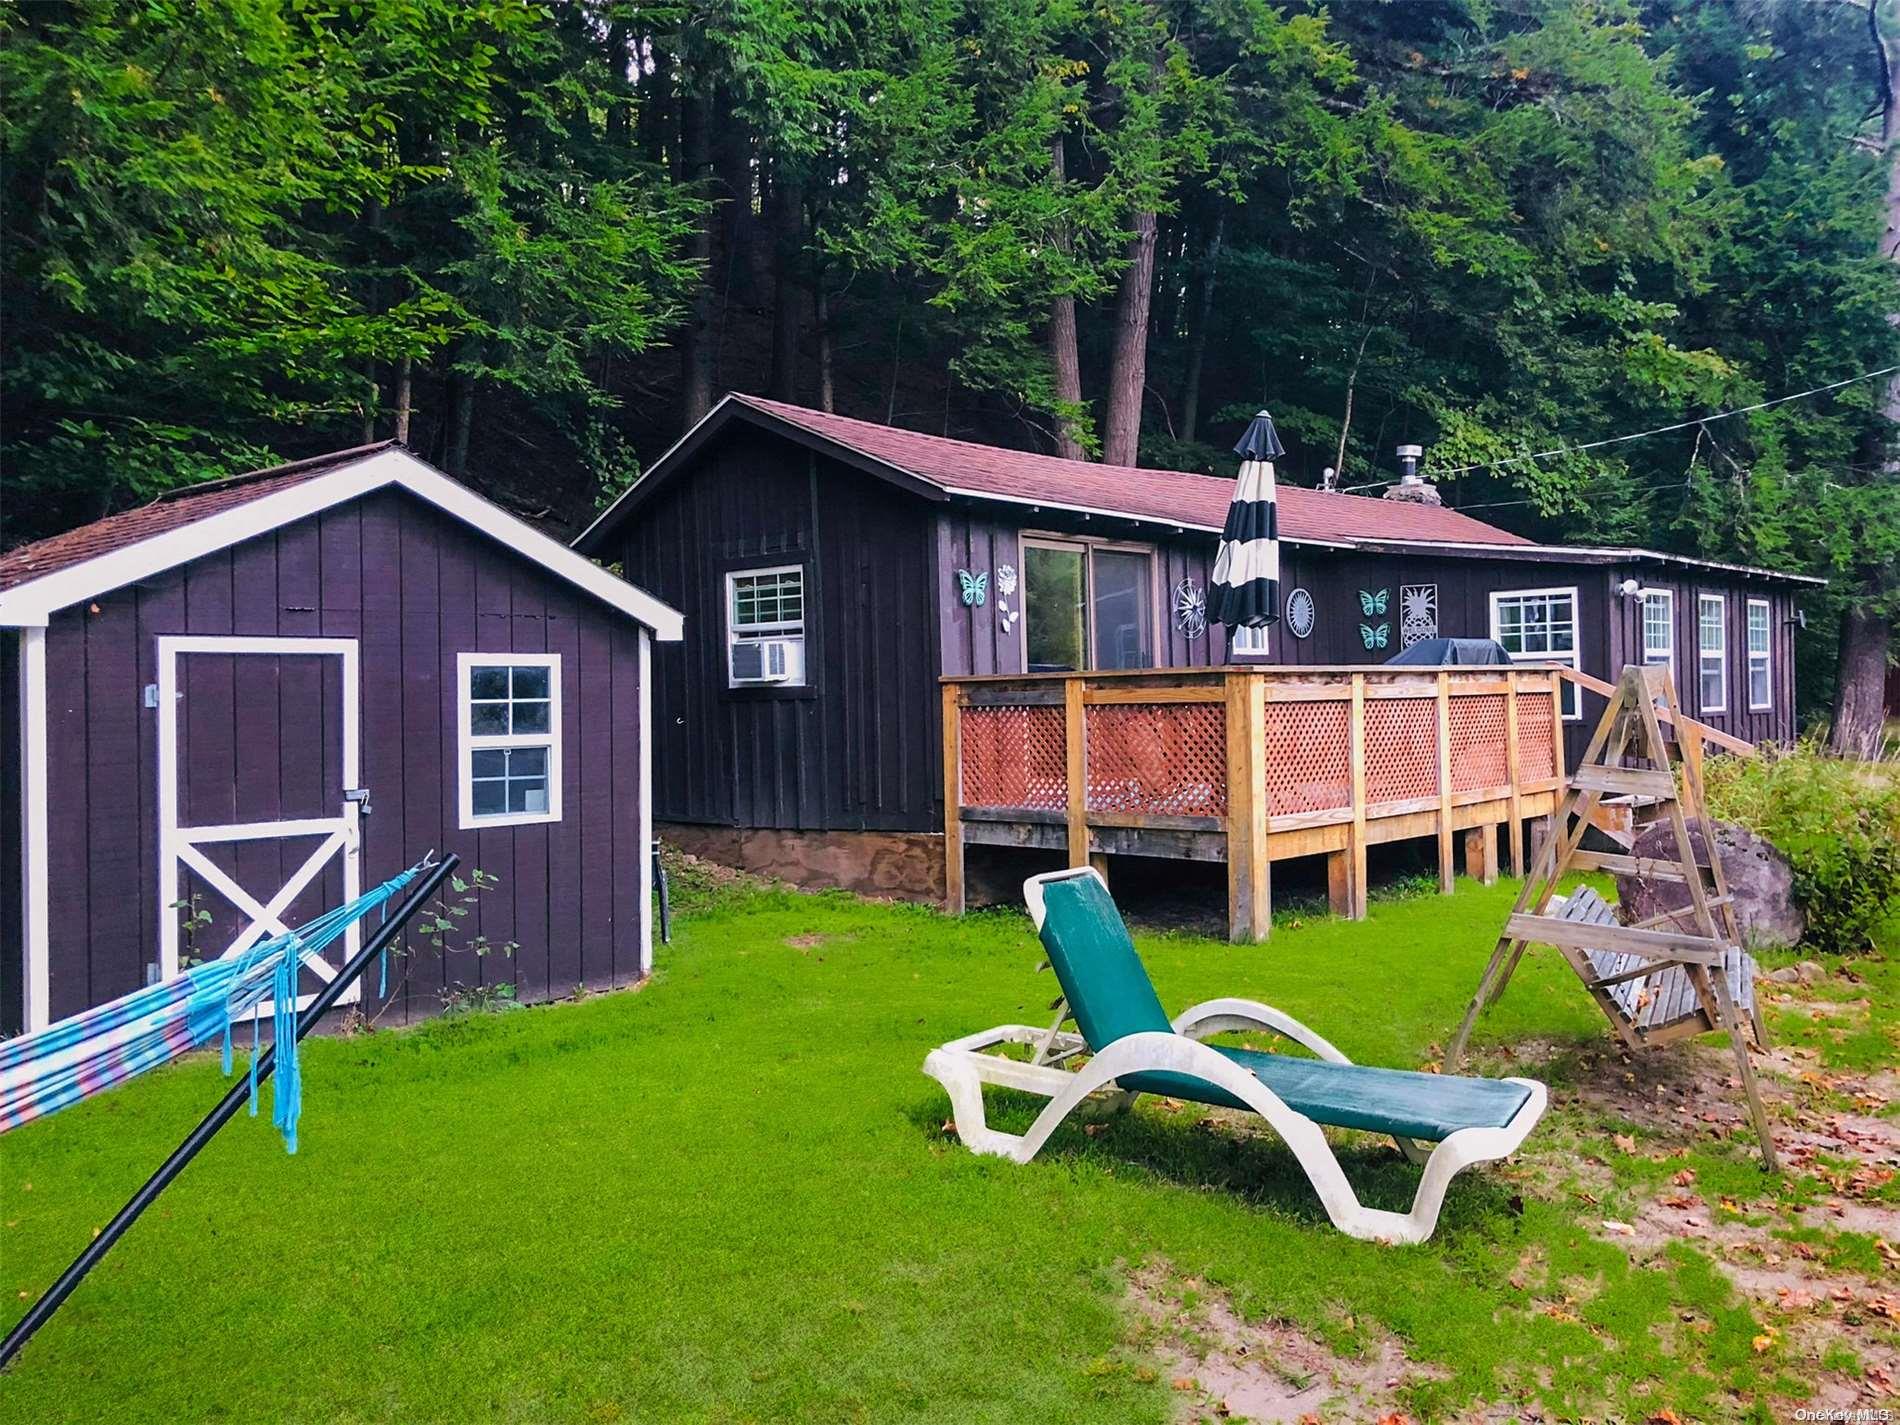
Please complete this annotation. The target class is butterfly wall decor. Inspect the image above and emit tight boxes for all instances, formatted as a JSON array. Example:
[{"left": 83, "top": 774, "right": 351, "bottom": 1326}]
[
  {"left": 956, "top": 569, "right": 988, "bottom": 607},
  {"left": 1360, "top": 622, "right": 1390, "bottom": 650},
  {"left": 1359, "top": 588, "right": 1389, "bottom": 617}
]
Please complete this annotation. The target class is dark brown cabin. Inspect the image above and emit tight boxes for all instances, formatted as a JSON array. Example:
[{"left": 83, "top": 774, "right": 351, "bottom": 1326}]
[
  {"left": 578, "top": 395, "right": 1816, "bottom": 903},
  {"left": 0, "top": 445, "right": 682, "bottom": 1036}
]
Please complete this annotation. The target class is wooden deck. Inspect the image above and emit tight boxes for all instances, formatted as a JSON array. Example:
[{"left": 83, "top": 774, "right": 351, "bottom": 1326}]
[{"left": 941, "top": 665, "right": 1568, "bottom": 941}]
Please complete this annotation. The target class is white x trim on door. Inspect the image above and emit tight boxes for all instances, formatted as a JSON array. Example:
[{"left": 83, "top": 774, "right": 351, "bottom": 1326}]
[{"left": 156, "top": 636, "right": 362, "bottom": 1010}]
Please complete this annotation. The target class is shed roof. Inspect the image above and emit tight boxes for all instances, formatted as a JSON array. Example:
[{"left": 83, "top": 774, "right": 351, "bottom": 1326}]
[
  {"left": 0, "top": 446, "right": 684, "bottom": 635},
  {"left": 574, "top": 394, "right": 1823, "bottom": 586}
]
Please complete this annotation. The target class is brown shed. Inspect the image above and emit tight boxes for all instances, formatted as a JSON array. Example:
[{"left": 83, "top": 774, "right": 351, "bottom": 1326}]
[{"left": 0, "top": 445, "right": 682, "bottom": 1035}]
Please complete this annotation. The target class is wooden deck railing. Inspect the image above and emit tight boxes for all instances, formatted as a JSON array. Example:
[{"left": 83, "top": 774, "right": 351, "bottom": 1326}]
[{"left": 941, "top": 665, "right": 1569, "bottom": 942}]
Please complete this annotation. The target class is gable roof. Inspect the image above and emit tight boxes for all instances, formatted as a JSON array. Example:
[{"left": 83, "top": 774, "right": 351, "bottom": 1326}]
[
  {"left": 574, "top": 393, "right": 1535, "bottom": 554},
  {"left": 0, "top": 446, "right": 684, "bottom": 636}
]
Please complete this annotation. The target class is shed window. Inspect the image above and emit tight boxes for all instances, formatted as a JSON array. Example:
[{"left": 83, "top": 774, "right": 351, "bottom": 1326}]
[
  {"left": 1640, "top": 589, "right": 1673, "bottom": 672},
  {"left": 1698, "top": 595, "right": 1727, "bottom": 713},
  {"left": 1747, "top": 598, "right": 1772, "bottom": 710},
  {"left": 1489, "top": 587, "right": 1580, "bottom": 719},
  {"left": 459, "top": 654, "right": 561, "bottom": 828},
  {"left": 726, "top": 565, "right": 807, "bottom": 687}
]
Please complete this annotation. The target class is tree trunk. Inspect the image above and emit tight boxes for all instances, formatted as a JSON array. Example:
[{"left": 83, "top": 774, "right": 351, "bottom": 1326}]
[
  {"left": 1829, "top": 609, "right": 1893, "bottom": 757},
  {"left": 1047, "top": 137, "right": 1086, "bottom": 460},
  {"left": 769, "top": 165, "right": 804, "bottom": 402},
  {"left": 815, "top": 281, "right": 835, "bottom": 413},
  {"left": 1830, "top": 7, "right": 1900, "bottom": 753},
  {"left": 677, "top": 85, "right": 716, "bottom": 427},
  {"left": 1101, "top": 209, "right": 1158, "bottom": 467},
  {"left": 446, "top": 369, "right": 474, "bottom": 478},
  {"left": 393, "top": 356, "right": 413, "bottom": 445},
  {"left": 714, "top": 87, "right": 761, "bottom": 305},
  {"left": 1180, "top": 214, "right": 1223, "bottom": 444}
]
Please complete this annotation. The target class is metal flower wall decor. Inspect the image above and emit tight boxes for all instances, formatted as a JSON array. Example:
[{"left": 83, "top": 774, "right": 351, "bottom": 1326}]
[{"left": 1173, "top": 578, "right": 1207, "bottom": 641}]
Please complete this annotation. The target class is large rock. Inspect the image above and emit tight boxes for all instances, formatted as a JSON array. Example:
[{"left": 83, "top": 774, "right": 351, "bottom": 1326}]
[{"left": 1613, "top": 819, "right": 1804, "bottom": 950}]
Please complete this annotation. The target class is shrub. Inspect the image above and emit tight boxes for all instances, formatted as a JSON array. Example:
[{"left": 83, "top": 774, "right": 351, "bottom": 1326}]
[{"left": 1701, "top": 741, "right": 1900, "bottom": 955}]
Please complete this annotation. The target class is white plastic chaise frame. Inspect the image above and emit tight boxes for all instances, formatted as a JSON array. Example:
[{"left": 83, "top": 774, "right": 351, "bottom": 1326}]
[{"left": 921, "top": 867, "right": 1547, "bottom": 1245}]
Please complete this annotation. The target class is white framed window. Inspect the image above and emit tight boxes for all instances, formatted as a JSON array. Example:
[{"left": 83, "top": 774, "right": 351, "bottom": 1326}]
[
  {"left": 1229, "top": 624, "right": 1270, "bottom": 656},
  {"left": 1639, "top": 588, "right": 1674, "bottom": 671},
  {"left": 1698, "top": 594, "right": 1727, "bottom": 713},
  {"left": 726, "top": 565, "right": 807, "bottom": 687},
  {"left": 1747, "top": 598, "right": 1772, "bottom": 710},
  {"left": 1489, "top": 587, "right": 1581, "bottom": 719},
  {"left": 458, "top": 653, "right": 561, "bottom": 829},
  {"left": 1019, "top": 536, "right": 1155, "bottom": 671}
]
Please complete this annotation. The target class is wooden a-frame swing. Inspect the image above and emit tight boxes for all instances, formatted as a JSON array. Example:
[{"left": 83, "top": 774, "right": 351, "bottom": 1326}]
[{"left": 1444, "top": 663, "right": 1778, "bottom": 1172}]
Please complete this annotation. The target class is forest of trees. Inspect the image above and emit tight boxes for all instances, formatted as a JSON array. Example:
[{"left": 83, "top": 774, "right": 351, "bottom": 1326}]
[{"left": 3, "top": 0, "right": 1898, "bottom": 741}]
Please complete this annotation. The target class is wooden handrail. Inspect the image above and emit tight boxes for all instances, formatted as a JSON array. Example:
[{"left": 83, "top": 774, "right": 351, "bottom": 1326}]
[{"left": 1555, "top": 666, "right": 1755, "bottom": 758}]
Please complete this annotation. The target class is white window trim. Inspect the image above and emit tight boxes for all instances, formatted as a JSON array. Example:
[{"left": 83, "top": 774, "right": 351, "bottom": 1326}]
[
  {"left": 1229, "top": 623, "right": 1271, "bottom": 657},
  {"left": 457, "top": 652, "right": 562, "bottom": 829},
  {"left": 725, "top": 563, "right": 808, "bottom": 687},
  {"left": 1639, "top": 587, "right": 1674, "bottom": 670},
  {"left": 1746, "top": 597, "right": 1773, "bottom": 711},
  {"left": 1698, "top": 594, "right": 1728, "bottom": 714},
  {"left": 1018, "top": 532, "right": 1159, "bottom": 671},
  {"left": 1488, "top": 586, "right": 1582, "bottom": 721}
]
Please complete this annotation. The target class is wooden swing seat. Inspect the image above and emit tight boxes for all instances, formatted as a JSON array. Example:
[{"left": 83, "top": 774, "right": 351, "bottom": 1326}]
[{"left": 1549, "top": 887, "right": 1761, "bottom": 1049}]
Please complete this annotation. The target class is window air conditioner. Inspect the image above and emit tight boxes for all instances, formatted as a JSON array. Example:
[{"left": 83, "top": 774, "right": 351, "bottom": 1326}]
[{"left": 732, "top": 638, "right": 797, "bottom": 684}]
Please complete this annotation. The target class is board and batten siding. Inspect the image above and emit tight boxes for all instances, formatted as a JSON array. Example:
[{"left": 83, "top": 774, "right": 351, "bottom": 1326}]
[
  {"left": 617, "top": 425, "right": 940, "bottom": 833},
  {"left": 1, "top": 487, "right": 647, "bottom": 1033},
  {"left": 1602, "top": 568, "right": 1797, "bottom": 748}
]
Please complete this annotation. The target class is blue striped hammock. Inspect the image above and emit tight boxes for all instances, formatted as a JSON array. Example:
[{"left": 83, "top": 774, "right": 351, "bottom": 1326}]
[{"left": 0, "top": 864, "right": 424, "bottom": 1152}]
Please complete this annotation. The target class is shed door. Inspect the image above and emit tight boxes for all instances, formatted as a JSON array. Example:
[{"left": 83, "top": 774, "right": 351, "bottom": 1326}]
[{"left": 157, "top": 636, "right": 362, "bottom": 1010}]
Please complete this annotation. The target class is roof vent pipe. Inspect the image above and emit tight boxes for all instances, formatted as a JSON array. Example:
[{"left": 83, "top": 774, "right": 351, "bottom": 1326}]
[{"left": 1383, "top": 443, "right": 1442, "bottom": 506}]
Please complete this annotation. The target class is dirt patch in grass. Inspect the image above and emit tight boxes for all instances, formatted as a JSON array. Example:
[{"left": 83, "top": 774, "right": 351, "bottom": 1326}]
[
  {"left": 1126, "top": 1260, "right": 1444, "bottom": 1423},
  {"left": 1501, "top": 964, "right": 1900, "bottom": 1416}
]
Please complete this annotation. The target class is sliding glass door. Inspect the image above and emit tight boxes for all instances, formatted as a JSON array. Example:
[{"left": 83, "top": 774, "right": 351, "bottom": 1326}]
[{"left": 1022, "top": 538, "right": 1154, "bottom": 672}]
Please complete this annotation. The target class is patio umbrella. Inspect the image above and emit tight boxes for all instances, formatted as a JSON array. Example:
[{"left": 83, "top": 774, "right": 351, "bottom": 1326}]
[{"left": 1210, "top": 410, "right": 1283, "bottom": 631}]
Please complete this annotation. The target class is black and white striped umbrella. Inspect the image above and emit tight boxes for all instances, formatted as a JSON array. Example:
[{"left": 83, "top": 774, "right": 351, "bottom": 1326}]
[{"left": 1210, "top": 410, "right": 1283, "bottom": 631}]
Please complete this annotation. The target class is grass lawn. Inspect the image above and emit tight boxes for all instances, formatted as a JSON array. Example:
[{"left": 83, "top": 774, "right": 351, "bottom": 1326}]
[{"left": 1, "top": 867, "right": 1893, "bottom": 1423}]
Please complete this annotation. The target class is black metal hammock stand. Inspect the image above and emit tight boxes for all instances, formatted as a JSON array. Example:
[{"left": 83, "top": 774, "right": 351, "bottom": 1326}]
[{"left": 0, "top": 852, "right": 459, "bottom": 1370}]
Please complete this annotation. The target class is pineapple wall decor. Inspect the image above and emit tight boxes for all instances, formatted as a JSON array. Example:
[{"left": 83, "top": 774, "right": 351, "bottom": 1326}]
[{"left": 1400, "top": 584, "right": 1438, "bottom": 647}]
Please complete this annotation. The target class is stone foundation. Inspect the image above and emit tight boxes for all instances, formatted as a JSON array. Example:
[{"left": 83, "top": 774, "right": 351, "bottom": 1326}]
[{"left": 656, "top": 823, "right": 948, "bottom": 903}]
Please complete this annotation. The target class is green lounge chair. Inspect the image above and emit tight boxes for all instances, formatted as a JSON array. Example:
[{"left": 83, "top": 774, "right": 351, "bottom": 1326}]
[{"left": 923, "top": 868, "right": 1546, "bottom": 1243}]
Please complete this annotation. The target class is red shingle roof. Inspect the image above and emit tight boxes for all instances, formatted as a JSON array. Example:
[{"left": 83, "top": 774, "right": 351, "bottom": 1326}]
[
  {"left": 0, "top": 444, "right": 396, "bottom": 592},
  {"left": 732, "top": 395, "right": 1532, "bottom": 547}
]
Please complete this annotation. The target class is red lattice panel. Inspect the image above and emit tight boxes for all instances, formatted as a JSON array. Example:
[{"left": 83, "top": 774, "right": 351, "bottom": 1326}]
[
  {"left": 958, "top": 704, "right": 1066, "bottom": 809},
  {"left": 1364, "top": 698, "right": 1439, "bottom": 806},
  {"left": 1085, "top": 703, "right": 1227, "bottom": 817},
  {"left": 1265, "top": 700, "right": 1351, "bottom": 815},
  {"left": 1518, "top": 696, "right": 1557, "bottom": 781},
  {"left": 1449, "top": 694, "right": 1509, "bottom": 794}
]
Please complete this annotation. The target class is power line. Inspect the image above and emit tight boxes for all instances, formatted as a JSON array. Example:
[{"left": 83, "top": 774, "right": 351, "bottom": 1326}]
[{"left": 1344, "top": 364, "right": 1900, "bottom": 489}]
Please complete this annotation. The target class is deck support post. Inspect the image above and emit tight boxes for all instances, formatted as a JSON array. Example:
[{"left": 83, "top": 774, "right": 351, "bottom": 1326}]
[
  {"left": 1224, "top": 672, "right": 1269, "bottom": 943},
  {"left": 1326, "top": 850, "right": 1352, "bottom": 916},
  {"left": 1064, "top": 676, "right": 1088, "bottom": 869},
  {"left": 1347, "top": 673, "right": 1368, "bottom": 919},
  {"left": 1435, "top": 670, "right": 1455, "bottom": 893},
  {"left": 1463, "top": 824, "right": 1498, "bottom": 885},
  {"left": 1504, "top": 670, "right": 1524, "bottom": 877},
  {"left": 942, "top": 682, "right": 965, "bottom": 914}
]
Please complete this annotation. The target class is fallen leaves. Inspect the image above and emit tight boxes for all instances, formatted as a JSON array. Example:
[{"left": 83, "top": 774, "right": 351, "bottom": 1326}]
[
  {"left": 1613, "top": 1133, "right": 1638, "bottom": 1154},
  {"left": 1751, "top": 1327, "right": 1778, "bottom": 1354},
  {"left": 1601, "top": 1220, "right": 1636, "bottom": 1237}
]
